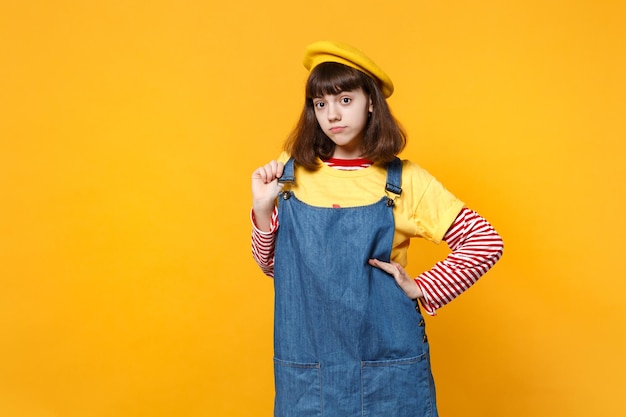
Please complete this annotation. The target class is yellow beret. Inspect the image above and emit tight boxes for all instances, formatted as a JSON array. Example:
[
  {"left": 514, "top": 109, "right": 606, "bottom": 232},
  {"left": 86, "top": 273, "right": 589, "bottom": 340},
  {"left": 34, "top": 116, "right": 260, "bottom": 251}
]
[{"left": 303, "top": 41, "right": 394, "bottom": 98}]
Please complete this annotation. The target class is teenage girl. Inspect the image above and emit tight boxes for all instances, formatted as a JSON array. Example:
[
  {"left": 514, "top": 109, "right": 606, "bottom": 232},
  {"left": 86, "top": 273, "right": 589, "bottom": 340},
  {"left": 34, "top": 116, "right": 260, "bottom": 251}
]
[{"left": 251, "top": 41, "right": 503, "bottom": 417}]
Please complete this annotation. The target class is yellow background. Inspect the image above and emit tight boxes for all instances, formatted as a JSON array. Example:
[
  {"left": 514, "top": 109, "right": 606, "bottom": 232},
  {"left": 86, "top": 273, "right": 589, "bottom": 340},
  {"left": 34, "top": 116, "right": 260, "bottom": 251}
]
[{"left": 1, "top": 1, "right": 624, "bottom": 416}]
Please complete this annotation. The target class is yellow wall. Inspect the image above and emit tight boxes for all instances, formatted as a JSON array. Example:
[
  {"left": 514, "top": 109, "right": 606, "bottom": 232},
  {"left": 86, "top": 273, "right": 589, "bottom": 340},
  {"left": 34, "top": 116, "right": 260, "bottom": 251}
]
[{"left": 1, "top": 1, "right": 624, "bottom": 416}]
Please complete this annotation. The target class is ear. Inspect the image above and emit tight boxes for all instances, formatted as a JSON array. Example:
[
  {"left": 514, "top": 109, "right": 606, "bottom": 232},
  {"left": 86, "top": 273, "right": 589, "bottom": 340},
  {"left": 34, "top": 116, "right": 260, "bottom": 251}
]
[{"left": 368, "top": 97, "right": 373, "bottom": 113}]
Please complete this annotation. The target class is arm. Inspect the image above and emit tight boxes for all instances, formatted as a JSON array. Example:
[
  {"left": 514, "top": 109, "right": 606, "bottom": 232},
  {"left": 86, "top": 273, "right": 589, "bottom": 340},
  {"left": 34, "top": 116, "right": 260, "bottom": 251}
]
[
  {"left": 251, "top": 160, "right": 284, "bottom": 231},
  {"left": 251, "top": 161, "right": 284, "bottom": 276},
  {"left": 370, "top": 207, "right": 503, "bottom": 315},
  {"left": 251, "top": 207, "right": 278, "bottom": 277},
  {"left": 415, "top": 207, "right": 504, "bottom": 315}
]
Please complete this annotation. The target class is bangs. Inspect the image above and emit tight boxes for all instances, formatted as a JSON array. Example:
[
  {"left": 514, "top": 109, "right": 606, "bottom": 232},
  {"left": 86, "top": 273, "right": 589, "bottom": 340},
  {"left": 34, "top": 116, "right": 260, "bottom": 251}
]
[{"left": 305, "top": 62, "right": 368, "bottom": 98}]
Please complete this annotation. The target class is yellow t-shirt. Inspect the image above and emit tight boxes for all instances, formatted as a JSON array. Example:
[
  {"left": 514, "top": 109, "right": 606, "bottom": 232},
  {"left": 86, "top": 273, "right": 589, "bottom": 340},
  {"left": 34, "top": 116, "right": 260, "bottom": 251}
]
[{"left": 277, "top": 153, "right": 465, "bottom": 266}]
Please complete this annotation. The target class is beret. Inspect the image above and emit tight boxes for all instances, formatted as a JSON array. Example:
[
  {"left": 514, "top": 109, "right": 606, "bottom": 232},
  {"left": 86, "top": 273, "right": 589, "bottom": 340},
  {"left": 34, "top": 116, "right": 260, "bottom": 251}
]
[{"left": 303, "top": 41, "right": 394, "bottom": 98}]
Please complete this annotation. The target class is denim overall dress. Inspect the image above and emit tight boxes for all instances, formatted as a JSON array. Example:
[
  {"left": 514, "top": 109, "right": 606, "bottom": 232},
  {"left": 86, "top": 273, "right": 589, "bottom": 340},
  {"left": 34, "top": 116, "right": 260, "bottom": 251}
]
[{"left": 273, "top": 158, "right": 438, "bottom": 417}]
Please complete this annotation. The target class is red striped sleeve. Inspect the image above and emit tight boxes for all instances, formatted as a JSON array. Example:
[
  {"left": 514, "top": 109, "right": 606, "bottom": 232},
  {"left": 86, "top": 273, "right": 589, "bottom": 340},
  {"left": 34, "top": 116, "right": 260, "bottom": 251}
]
[
  {"left": 415, "top": 207, "right": 504, "bottom": 315},
  {"left": 250, "top": 207, "right": 278, "bottom": 277}
]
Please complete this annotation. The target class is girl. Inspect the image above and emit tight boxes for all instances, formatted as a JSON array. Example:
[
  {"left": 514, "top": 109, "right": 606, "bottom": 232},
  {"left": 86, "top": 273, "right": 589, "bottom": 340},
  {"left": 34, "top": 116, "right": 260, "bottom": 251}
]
[{"left": 251, "top": 41, "right": 503, "bottom": 417}]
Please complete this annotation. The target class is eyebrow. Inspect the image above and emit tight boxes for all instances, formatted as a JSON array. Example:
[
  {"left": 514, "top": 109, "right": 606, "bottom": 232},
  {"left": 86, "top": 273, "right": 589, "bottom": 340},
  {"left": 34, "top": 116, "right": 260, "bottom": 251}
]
[{"left": 313, "top": 90, "right": 356, "bottom": 98}]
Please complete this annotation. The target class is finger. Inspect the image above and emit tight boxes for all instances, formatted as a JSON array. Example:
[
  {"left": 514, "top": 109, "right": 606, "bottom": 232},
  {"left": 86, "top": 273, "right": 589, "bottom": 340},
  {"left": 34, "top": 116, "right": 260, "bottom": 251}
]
[
  {"left": 267, "top": 160, "right": 284, "bottom": 180},
  {"left": 263, "top": 161, "right": 282, "bottom": 182},
  {"left": 390, "top": 261, "right": 409, "bottom": 278},
  {"left": 254, "top": 162, "right": 280, "bottom": 184},
  {"left": 368, "top": 259, "right": 399, "bottom": 277},
  {"left": 390, "top": 260, "right": 404, "bottom": 270},
  {"left": 252, "top": 167, "right": 269, "bottom": 183},
  {"left": 276, "top": 161, "right": 285, "bottom": 179}
]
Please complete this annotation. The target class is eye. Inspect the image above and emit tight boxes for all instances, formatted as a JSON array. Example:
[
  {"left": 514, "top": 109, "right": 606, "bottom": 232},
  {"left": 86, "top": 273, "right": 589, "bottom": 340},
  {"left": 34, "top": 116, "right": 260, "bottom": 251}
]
[
  {"left": 314, "top": 101, "right": 325, "bottom": 109},
  {"left": 341, "top": 97, "right": 352, "bottom": 104}
]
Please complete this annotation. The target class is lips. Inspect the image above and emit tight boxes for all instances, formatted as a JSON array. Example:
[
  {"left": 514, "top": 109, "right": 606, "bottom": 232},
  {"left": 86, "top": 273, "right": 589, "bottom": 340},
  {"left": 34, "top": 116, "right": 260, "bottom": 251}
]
[{"left": 329, "top": 126, "right": 345, "bottom": 133}]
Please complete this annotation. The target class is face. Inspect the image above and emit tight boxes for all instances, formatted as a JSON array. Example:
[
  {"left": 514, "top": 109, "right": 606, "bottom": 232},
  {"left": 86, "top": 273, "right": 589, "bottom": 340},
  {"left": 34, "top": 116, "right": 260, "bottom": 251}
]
[{"left": 312, "top": 88, "right": 373, "bottom": 159}]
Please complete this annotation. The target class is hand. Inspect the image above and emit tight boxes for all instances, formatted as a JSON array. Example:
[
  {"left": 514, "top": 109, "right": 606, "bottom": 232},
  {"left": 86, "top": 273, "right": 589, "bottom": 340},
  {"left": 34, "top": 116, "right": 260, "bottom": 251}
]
[
  {"left": 251, "top": 160, "right": 285, "bottom": 231},
  {"left": 368, "top": 259, "right": 423, "bottom": 300}
]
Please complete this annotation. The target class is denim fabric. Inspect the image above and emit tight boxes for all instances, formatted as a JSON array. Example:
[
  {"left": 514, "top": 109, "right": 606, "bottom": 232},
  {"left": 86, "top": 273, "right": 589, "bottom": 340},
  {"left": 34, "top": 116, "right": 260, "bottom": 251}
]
[{"left": 273, "top": 158, "right": 438, "bottom": 417}]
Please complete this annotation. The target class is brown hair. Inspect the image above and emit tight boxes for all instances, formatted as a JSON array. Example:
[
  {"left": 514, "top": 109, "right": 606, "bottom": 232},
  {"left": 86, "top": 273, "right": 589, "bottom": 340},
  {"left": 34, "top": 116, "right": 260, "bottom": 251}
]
[{"left": 284, "top": 62, "right": 407, "bottom": 170}]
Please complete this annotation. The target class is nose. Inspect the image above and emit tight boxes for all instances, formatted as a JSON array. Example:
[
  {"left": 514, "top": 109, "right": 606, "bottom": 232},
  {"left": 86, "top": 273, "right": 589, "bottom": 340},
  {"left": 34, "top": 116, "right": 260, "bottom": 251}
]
[{"left": 327, "top": 103, "right": 341, "bottom": 121}]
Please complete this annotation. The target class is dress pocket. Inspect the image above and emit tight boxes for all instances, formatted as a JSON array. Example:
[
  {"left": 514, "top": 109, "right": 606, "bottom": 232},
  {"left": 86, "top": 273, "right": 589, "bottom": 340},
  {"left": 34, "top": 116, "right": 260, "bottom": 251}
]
[
  {"left": 361, "top": 354, "right": 437, "bottom": 417},
  {"left": 273, "top": 358, "right": 322, "bottom": 417}
]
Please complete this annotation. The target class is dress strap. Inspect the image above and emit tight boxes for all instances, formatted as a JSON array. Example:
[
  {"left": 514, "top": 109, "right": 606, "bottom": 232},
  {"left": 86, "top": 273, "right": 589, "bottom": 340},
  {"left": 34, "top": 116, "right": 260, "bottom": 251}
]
[
  {"left": 385, "top": 157, "right": 403, "bottom": 197},
  {"left": 278, "top": 158, "right": 295, "bottom": 184}
]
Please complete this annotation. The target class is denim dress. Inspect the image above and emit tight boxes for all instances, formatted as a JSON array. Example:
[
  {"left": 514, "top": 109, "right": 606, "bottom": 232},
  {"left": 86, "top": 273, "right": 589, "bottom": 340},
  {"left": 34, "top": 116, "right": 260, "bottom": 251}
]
[{"left": 273, "top": 158, "right": 438, "bottom": 417}]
